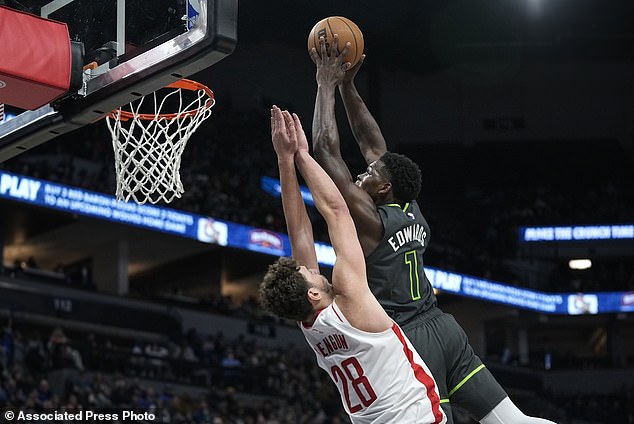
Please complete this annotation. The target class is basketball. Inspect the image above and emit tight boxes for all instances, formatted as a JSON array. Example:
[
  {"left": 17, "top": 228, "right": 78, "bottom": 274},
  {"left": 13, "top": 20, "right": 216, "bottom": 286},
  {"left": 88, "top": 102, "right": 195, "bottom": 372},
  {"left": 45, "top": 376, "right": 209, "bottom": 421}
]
[{"left": 308, "top": 16, "right": 364, "bottom": 67}]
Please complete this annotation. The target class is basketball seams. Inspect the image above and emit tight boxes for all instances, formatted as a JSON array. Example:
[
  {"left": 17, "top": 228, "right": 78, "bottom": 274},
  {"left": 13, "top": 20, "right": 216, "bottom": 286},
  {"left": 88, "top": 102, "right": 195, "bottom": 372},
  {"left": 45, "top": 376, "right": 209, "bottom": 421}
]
[{"left": 334, "top": 17, "right": 359, "bottom": 67}]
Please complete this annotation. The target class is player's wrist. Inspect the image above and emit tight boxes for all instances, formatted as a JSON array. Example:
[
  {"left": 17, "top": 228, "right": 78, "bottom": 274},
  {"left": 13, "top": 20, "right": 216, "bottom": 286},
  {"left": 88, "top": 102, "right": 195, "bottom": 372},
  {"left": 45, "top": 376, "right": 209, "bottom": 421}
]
[
  {"left": 294, "top": 149, "right": 311, "bottom": 164},
  {"left": 338, "top": 80, "right": 355, "bottom": 92},
  {"left": 317, "top": 82, "right": 338, "bottom": 91},
  {"left": 277, "top": 155, "right": 295, "bottom": 166},
  {"left": 294, "top": 148, "right": 308, "bottom": 159}
]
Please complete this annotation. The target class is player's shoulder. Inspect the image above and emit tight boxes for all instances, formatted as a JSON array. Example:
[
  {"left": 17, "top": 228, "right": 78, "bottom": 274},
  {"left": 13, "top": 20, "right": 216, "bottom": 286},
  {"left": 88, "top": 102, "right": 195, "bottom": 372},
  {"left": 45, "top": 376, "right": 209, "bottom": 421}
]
[{"left": 377, "top": 202, "right": 413, "bottom": 215}]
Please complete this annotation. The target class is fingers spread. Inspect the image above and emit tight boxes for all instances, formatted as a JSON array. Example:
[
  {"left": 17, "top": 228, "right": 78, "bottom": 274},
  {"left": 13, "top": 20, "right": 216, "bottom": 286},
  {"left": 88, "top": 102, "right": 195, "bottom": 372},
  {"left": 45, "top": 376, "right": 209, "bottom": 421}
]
[
  {"left": 309, "top": 47, "right": 319, "bottom": 63},
  {"left": 339, "top": 40, "right": 351, "bottom": 60},
  {"left": 332, "top": 34, "right": 339, "bottom": 56},
  {"left": 319, "top": 36, "right": 328, "bottom": 59}
]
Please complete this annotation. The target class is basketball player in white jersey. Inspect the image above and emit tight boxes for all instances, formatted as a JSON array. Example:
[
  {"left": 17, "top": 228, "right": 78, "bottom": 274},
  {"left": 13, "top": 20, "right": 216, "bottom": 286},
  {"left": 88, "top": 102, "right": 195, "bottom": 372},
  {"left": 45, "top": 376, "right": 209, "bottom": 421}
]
[{"left": 259, "top": 106, "right": 446, "bottom": 424}]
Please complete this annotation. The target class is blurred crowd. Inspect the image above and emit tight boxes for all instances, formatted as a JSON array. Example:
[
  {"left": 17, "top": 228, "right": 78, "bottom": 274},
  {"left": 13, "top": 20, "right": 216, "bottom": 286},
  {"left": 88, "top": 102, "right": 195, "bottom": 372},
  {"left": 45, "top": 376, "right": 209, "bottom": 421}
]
[
  {"left": 2, "top": 318, "right": 632, "bottom": 423},
  {"left": 0, "top": 321, "right": 349, "bottom": 423}
]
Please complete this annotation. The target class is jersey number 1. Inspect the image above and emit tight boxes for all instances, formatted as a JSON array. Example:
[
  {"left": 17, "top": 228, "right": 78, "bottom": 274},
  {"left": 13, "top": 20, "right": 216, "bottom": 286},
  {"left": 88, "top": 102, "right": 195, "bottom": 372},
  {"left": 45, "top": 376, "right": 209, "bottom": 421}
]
[
  {"left": 405, "top": 250, "right": 421, "bottom": 300},
  {"left": 330, "top": 357, "right": 378, "bottom": 413}
]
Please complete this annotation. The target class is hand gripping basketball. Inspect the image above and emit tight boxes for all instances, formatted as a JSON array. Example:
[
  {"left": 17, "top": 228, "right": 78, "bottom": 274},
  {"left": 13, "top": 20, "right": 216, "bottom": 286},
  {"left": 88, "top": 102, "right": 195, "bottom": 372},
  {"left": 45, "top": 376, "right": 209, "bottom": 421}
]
[
  {"left": 311, "top": 35, "right": 352, "bottom": 88},
  {"left": 341, "top": 54, "right": 366, "bottom": 84}
]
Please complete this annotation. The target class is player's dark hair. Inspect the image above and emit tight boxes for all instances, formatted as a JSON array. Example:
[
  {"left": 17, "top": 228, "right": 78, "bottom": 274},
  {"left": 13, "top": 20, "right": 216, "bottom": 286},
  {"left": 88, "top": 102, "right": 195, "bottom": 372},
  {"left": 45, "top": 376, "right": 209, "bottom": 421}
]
[
  {"left": 379, "top": 152, "right": 422, "bottom": 202},
  {"left": 259, "top": 257, "right": 313, "bottom": 321}
]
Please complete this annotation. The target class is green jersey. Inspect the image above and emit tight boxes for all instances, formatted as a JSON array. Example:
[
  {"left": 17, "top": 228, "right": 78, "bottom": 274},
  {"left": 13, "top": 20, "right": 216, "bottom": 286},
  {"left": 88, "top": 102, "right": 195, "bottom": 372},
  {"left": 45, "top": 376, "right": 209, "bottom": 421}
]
[{"left": 365, "top": 201, "right": 437, "bottom": 325}]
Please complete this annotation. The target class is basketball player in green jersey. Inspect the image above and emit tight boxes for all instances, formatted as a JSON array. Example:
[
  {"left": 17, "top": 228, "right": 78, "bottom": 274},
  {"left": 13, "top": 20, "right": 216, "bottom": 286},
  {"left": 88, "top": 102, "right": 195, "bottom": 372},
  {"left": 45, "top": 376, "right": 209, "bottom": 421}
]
[{"left": 310, "top": 35, "right": 556, "bottom": 424}]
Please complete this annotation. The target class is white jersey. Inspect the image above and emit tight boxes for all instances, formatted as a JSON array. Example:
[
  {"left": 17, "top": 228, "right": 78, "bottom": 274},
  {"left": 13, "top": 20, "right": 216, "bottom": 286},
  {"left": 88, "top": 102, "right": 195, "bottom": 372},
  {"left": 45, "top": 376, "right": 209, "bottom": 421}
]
[{"left": 300, "top": 301, "right": 446, "bottom": 424}]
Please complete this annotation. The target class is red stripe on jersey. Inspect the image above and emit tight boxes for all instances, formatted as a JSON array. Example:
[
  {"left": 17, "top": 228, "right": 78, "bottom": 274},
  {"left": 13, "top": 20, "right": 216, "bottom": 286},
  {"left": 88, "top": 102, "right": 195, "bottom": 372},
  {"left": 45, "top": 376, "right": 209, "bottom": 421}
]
[
  {"left": 392, "top": 323, "right": 444, "bottom": 423},
  {"left": 331, "top": 305, "right": 344, "bottom": 322}
]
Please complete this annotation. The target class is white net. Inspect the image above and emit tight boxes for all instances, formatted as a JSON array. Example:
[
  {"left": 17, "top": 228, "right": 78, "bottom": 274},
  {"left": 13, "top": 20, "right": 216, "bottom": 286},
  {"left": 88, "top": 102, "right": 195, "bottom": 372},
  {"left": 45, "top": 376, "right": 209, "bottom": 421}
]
[{"left": 106, "top": 81, "right": 215, "bottom": 204}]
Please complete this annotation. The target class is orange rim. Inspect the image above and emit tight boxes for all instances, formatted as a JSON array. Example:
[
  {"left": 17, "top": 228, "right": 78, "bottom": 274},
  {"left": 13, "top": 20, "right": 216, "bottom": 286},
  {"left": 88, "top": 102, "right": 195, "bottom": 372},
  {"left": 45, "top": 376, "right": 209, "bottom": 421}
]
[{"left": 108, "top": 79, "right": 215, "bottom": 121}]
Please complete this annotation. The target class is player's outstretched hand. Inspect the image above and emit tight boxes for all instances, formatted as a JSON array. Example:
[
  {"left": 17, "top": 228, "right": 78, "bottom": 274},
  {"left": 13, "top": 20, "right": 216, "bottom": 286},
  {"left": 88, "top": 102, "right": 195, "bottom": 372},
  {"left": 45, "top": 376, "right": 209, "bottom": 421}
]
[
  {"left": 310, "top": 34, "right": 352, "bottom": 88},
  {"left": 271, "top": 105, "right": 297, "bottom": 159},
  {"left": 341, "top": 54, "right": 365, "bottom": 84},
  {"left": 290, "top": 113, "right": 309, "bottom": 154}
]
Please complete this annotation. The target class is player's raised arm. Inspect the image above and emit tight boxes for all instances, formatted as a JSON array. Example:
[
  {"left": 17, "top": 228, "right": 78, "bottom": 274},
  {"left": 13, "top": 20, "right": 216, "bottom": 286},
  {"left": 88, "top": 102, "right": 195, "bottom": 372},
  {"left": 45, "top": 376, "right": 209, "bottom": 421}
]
[
  {"left": 270, "top": 106, "right": 318, "bottom": 270},
  {"left": 286, "top": 113, "right": 367, "bottom": 296},
  {"left": 310, "top": 35, "right": 355, "bottom": 190},
  {"left": 311, "top": 35, "right": 384, "bottom": 254},
  {"left": 338, "top": 55, "right": 388, "bottom": 164}
]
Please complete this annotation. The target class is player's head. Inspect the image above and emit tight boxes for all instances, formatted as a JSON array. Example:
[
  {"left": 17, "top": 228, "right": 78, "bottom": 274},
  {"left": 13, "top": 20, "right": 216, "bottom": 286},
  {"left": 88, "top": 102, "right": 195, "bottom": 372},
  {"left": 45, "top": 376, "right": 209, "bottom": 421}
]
[
  {"left": 259, "top": 257, "right": 333, "bottom": 321},
  {"left": 355, "top": 152, "right": 422, "bottom": 204}
]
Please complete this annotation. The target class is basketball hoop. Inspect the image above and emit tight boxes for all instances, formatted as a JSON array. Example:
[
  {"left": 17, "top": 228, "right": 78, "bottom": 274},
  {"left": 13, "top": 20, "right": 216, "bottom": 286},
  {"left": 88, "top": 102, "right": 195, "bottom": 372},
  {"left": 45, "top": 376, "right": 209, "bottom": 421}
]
[{"left": 106, "top": 79, "right": 215, "bottom": 204}]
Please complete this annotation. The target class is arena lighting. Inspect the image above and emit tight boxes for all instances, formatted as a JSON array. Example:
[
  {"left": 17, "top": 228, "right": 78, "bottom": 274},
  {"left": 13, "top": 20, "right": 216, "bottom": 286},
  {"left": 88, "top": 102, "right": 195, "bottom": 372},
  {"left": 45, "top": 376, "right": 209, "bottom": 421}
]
[
  {"left": 526, "top": 0, "right": 544, "bottom": 16},
  {"left": 569, "top": 259, "right": 592, "bottom": 270},
  {"left": 261, "top": 176, "right": 314, "bottom": 206}
]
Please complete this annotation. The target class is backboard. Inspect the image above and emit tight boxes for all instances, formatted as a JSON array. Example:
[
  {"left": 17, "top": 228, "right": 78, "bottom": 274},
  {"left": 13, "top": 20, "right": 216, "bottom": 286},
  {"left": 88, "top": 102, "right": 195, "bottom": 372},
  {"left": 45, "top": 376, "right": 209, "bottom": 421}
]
[{"left": 0, "top": 0, "right": 237, "bottom": 162}]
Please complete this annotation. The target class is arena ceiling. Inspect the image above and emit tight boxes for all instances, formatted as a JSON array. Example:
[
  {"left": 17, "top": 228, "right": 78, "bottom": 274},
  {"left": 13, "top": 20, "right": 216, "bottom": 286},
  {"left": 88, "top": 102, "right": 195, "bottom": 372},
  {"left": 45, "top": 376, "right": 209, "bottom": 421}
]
[
  {"left": 4, "top": 0, "right": 634, "bottom": 71},
  {"left": 240, "top": 0, "right": 634, "bottom": 71}
]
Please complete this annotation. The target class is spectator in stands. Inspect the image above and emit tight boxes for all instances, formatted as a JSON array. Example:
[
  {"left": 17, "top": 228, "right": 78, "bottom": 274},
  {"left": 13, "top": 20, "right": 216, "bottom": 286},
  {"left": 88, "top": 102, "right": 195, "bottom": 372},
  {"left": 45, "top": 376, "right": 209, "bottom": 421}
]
[
  {"left": 35, "top": 378, "right": 52, "bottom": 402},
  {"left": 24, "top": 332, "right": 47, "bottom": 374},
  {"left": 25, "top": 256, "right": 38, "bottom": 269},
  {"left": 192, "top": 399, "right": 213, "bottom": 423},
  {"left": 0, "top": 320, "right": 14, "bottom": 370},
  {"left": 144, "top": 342, "right": 170, "bottom": 378},
  {"left": 220, "top": 349, "right": 242, "bottom": 389},
  {"left": 47, "top": 327, "right": 84, "bottom": 371},
  {"left": 180, "top": 343, "right": 198, "bottom": 363}
]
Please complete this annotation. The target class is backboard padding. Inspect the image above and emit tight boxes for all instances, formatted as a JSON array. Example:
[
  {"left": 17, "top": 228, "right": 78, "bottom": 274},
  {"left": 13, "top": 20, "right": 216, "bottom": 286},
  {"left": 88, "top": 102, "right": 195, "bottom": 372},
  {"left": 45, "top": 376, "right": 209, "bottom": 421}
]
[{"left": 0, "top": 0, "right": 237, "bottom": 162}]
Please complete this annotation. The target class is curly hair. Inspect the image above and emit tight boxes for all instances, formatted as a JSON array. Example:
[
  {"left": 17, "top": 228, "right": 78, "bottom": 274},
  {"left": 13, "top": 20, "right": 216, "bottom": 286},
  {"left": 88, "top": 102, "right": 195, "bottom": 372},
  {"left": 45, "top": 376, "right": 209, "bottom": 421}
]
[
  {"left": 379, "top": 152, "right": 422, "bottom": 202},
  {"left": 259, "top": 257, "right": 313, "bottom": 321}
]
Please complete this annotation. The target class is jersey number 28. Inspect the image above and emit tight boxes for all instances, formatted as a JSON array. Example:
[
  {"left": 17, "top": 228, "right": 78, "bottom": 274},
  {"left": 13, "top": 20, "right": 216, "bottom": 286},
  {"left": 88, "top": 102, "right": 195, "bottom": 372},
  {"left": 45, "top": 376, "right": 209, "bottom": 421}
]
[{"left": 330, "top": 357, "right": 378, "bottom": 413}]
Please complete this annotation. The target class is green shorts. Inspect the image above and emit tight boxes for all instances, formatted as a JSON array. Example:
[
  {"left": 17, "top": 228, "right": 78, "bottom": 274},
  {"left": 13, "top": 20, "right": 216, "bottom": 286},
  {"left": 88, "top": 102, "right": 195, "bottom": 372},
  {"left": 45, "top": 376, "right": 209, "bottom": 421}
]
[{"left": 401, "top": 306, "right": 507, "bottom": 423}]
